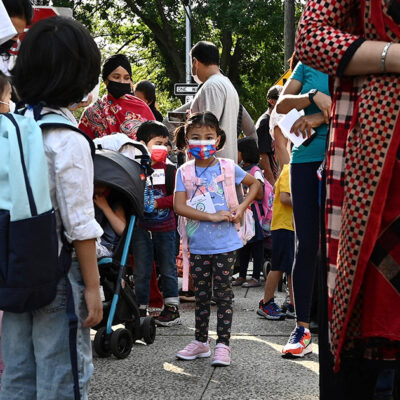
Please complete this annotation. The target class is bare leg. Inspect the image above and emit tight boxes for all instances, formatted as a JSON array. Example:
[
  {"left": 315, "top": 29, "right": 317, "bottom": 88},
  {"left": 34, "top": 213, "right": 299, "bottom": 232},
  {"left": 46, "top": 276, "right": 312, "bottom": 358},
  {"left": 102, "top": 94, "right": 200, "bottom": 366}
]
[{"left": 263, "top": 270, "right": 284, "bottom": 303}]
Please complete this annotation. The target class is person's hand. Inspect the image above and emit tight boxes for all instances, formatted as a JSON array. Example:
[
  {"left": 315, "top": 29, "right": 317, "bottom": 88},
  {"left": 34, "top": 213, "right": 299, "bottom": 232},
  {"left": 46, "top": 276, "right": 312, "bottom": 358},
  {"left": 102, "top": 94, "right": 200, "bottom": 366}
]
[
  {"left": 208, "top": 210, "right": 233, "bottom": 223},
  {"left": 153, "top": 200, "right": 158, "bottom": 209},
  {"left": 230, "top": 205, "right": 245, "bottom": 224},
  {"left": 290, "top": 113, "right": 325, "bottom": 138},
  {"left": 312, "top": 92, "right": 331, "bottom": 123},
  {"left": 83, "top": 286, "right": 103, "bottom": 328},
  {"left": 68, "top": 94, "right": 93, "bottom": 112},
  {"left": 93, "top": 194, "right": 109, "bottom": 212}
]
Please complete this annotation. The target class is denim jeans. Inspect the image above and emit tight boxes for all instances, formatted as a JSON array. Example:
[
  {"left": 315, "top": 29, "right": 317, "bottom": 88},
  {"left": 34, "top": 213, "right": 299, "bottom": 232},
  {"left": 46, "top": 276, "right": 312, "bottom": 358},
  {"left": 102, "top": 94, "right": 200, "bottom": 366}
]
[
  {"left": 132, "top": 226, "right": 178, "bottom": 306},
  {"left": 0, "top": 261, "right": 93, "bottom": 400}
]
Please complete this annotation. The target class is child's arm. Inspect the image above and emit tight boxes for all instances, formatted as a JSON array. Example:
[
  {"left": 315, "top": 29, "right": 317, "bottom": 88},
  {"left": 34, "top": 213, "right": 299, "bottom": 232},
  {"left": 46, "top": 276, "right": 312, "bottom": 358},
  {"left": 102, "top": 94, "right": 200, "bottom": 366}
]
[
  {"left": 154, "top": 195, "right": 172, "bottom": 209},
  {"left": 280, "top": 192, "right": 292, "bottom": 207},
  {"left": 174, "top": 191, "right": 233, "bottom": 223},
  {"left": 230, "top": 174, "right": 261, "bottom": 224},
  {"left": 74, "top": 239, "right": 103, "bottom": 328},
  {"left": 94, "top": 196, "right": 126, "bottom": 236}
]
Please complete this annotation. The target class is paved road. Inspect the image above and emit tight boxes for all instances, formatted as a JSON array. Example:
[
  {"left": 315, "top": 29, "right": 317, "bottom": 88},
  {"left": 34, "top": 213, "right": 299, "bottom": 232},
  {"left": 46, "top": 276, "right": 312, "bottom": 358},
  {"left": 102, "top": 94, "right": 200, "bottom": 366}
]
[{"left": 89, "top": 282, "right": 319, "bottom": 400}]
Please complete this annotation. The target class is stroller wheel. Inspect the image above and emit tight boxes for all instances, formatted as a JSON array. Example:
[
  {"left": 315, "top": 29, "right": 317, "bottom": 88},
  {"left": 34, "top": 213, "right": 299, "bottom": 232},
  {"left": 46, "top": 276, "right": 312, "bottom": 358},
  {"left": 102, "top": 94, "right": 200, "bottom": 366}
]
[
  {"left": 94, "top": 327, "right": 111, "bottom": 358},
  {"left": 110, "top": 328, "right": 133, "bottom": 359},
  {"left": 141, "top": 316, "right": 156, "bottom": 345},
  {"left": 262, "top": 260, "right": 271, "bottom": 280}
]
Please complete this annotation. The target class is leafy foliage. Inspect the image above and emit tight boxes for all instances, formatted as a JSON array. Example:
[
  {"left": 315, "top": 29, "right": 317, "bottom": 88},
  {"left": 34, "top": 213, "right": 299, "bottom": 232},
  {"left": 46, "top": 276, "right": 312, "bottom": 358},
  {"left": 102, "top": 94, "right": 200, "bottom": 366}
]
[{"left": 49, "top": 0, "right": 303, "bottom": 119}]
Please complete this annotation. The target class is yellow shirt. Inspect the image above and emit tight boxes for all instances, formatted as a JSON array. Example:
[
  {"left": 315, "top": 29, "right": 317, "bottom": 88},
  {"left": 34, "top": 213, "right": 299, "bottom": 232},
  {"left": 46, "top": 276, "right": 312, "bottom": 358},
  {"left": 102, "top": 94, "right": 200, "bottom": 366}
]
[{"left": 271, "top": 164, "right": 294, "bottom": 231}]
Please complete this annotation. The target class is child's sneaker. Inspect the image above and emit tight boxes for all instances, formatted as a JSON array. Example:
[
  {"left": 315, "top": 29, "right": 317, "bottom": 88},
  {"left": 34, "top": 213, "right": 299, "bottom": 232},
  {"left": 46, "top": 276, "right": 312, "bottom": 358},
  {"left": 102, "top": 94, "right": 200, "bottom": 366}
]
[
  {"left": 154, "top": 305, "right": 181, "bottom": 327},
  {"left": 176, "top": 340, "right": 211, "bottom": 360},
  {"left": 242, "top": 278, "right": 262, "bottom": 288},
  {"left": 257, "top": 299, "right": 286, "bottom": 320},
  {"left": 285, "top": 303, "right": 296, "bottom": 319},
  {"left": 211, "top": 343, "right": 231, "bottom": 366},
  {"left": 232, "top": 277, "right": 246, "bottom": 286},
  {"left": 282, "top": 326, "right": 312, "bottom": 358}
]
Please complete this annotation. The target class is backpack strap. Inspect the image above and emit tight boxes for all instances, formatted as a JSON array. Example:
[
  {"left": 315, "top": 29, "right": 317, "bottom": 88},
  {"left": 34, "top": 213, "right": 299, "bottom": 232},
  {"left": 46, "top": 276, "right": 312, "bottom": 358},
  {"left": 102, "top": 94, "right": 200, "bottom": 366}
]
[
  {"left": 218, "top": 158, "right": 239, "bottom": 210},
  {"left": 249, "top": 165, "right": 261, "bottom": 177},
  {"left": 179, "top": 160, "right": 196, "bottom": 199},
  {"left": 177, "top": 160, "right": 197, "bottom": 291},
  {"left": 237, "top": 103, "right": 243, "bottom": 137},
  {"left": 3, "top": 113, "right": 38, "bottom": 217},
  {"left": 248, "top": 164, "right": 269, "bottom": 223},
  {"left": 37, "top": 113, "right": 95, "bottom": 157}
]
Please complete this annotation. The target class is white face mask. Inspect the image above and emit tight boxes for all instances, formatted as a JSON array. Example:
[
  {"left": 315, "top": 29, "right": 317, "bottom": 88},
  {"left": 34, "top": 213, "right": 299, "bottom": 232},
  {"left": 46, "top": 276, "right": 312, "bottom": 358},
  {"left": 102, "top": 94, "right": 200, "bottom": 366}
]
[
  {"left": 191, "top": 59, "right": 202, "bottom": 85},
  {"left": 0, "top": 99, "right": 15, "bottom": 113},
  {"left": 9, "top": 100, "right": 15, "bottom": 113},
  {"left": 192, "top": 74, "right": 202, "bottom": 85}
]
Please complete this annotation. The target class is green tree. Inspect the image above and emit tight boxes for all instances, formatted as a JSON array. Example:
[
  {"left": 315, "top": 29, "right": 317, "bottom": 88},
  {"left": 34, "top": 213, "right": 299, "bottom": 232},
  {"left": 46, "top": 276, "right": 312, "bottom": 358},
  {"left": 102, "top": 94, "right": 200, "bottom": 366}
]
[{"left": 49, "top": 0, "right": 304, "bottom": 118}]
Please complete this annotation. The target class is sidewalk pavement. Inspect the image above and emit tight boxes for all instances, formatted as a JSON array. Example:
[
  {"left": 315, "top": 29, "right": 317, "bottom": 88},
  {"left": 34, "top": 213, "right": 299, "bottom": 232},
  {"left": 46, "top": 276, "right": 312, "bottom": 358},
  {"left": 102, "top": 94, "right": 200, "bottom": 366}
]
[{"left": 89, "top": 282, "right": 319, "bottom": 400}]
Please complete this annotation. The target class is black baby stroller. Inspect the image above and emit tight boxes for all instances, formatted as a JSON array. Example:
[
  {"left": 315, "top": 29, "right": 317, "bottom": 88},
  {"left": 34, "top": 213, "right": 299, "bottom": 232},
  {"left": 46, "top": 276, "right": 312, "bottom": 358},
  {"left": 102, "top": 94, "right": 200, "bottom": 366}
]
[{"left": 92, "top": 148, "right": 156, "bottom": 359}]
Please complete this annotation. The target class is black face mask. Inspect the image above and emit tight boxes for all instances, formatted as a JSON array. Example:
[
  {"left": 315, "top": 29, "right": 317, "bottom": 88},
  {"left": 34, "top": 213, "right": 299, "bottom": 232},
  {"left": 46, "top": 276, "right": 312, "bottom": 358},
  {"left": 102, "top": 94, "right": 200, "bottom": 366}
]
[
  {"left": 107, "top": 80, "right": 131, "bottom": 99},
  {"left": 0, "top": 39, "right": 15, "bottom": 57}
]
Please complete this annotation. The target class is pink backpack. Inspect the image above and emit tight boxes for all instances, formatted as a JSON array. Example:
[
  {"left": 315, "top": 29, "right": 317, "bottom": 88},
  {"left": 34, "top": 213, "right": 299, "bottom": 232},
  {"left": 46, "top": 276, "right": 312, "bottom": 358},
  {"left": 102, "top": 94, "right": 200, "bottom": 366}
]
[
  {"left": 178, "top": 158, "right": 254, "bottom": 290},
  {"left": 250, "top": 165, "right": 274, "bottom": 237}
]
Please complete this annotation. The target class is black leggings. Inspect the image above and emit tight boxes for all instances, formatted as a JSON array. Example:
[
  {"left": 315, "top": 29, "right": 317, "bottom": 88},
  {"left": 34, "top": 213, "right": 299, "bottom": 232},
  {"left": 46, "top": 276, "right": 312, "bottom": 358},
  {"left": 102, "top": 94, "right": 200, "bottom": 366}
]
[
  {"left": 239, "top": 240, "right": 264, "bottom": 280},
  {"left": 290, "top": 162, "right": 321, "bottom": 323},
  {"left": 190, "top": 251, "right": 236, "bottom": 345}
]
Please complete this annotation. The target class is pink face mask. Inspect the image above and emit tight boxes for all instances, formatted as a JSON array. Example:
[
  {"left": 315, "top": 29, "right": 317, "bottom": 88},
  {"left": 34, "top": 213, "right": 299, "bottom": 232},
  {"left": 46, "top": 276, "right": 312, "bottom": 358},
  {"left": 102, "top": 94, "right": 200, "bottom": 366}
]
[{"left": 151, "top": 145, "right": 168, "bottom": 163}]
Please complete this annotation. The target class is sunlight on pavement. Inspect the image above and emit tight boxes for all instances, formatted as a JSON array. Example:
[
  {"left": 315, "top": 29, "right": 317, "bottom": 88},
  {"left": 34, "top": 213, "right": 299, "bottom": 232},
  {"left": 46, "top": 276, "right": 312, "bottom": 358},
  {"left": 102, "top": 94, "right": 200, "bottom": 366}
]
[
  {"left": 231, "top": 334, "right": 319, "bottom": 375},
  {"left": 163, "top": 362, "right": 193, "bottom": 377}
]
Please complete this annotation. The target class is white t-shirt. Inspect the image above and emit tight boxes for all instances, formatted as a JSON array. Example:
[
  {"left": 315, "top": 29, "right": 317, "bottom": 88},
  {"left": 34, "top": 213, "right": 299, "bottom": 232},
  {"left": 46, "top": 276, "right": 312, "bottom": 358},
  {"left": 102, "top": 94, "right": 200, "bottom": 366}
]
[{"left": 191, "top": 74, "right": 240, "bottom": 162}]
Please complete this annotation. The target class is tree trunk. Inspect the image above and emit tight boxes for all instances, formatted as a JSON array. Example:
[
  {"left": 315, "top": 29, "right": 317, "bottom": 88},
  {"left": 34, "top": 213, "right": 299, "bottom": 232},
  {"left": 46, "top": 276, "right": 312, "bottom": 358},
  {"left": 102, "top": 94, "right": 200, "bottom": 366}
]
[
  {"left": 220, "top": 31, "right": 233, "bottom": 75},
  {"left": 283, "top": 0, "right": 295, "bottom": 68},
  {"left": 229, "top": 38, "right": 243, "bottom": 87}
]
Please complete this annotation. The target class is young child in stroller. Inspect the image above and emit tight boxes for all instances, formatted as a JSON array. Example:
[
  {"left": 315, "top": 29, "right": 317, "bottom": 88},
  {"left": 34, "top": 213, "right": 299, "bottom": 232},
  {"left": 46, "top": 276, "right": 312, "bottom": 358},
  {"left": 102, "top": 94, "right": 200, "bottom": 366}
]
[
  {"left": 94, "top": 183, "right": 127, "bottom": 259},
  {"left": 92, "top": 145, "right": 156, "bottom": 359}
]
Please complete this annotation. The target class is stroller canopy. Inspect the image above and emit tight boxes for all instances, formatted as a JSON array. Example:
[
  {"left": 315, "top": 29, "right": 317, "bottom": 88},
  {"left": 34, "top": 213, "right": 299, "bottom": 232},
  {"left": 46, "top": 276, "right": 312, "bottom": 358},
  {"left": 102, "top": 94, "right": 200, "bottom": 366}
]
[{"left": 93, "top": 149, "right": 145, "bottom": 216}]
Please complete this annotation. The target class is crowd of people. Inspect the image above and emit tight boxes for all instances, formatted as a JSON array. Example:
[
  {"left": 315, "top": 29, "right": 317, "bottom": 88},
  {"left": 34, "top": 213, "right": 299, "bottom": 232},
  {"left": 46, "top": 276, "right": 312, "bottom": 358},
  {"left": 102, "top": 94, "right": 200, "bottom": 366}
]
[{"left": 0, "top": 0, "right": 399, "bottom": 399}]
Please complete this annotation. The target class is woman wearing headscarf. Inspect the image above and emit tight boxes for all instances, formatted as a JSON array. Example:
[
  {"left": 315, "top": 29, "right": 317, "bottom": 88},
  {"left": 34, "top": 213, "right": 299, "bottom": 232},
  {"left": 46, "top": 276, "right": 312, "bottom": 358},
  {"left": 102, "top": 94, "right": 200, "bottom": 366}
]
[
  {"left": 295, "top": 1, "right": 400, "bottom": 399},
  {"left": 79, "top": 54, "right": 155, "bottom": 140}
]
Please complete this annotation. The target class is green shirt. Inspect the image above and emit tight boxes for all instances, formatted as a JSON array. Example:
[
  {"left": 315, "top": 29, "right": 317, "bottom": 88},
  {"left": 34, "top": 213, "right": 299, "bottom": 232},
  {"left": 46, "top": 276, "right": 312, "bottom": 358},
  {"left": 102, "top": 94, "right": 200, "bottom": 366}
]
[{"left": 290, "top": 62, "right": 330, "bottom": 164}]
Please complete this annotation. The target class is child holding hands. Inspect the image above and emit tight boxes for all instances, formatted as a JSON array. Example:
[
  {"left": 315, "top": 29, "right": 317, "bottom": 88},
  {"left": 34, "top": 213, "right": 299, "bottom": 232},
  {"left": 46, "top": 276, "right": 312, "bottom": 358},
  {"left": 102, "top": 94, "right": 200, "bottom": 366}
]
[{"left": 173, "top": 112, "right": 261, "bottom": 366}]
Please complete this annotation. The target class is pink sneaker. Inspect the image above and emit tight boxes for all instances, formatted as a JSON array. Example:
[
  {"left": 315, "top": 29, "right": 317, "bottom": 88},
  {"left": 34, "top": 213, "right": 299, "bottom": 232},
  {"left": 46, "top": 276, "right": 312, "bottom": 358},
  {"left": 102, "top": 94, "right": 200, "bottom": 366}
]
[
  {"left": 176, "top": 340, "right": 211, "bottom": 360},
  {"left": 211, "top": 343, "right": 231, "bottom": 366}
]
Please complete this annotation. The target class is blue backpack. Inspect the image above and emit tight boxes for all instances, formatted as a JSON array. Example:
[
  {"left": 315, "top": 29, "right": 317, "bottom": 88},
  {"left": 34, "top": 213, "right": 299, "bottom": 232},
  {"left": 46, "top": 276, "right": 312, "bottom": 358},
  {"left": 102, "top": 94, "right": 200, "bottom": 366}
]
[{"left": 0, "top": 111, "right": 94, "bottom": 313}]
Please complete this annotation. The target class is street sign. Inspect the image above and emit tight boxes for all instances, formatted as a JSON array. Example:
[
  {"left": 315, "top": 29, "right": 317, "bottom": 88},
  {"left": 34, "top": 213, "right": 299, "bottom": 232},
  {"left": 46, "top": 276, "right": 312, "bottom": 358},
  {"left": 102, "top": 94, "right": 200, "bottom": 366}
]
[
  {"left": 185, "top": 95, "right": 194, "bottom": 103},
  {"left": 174, "top": 83, "right": 198, "bottom": 96},
  {"left": 274, "top": 70, "right": 292, "bottom": 87}
]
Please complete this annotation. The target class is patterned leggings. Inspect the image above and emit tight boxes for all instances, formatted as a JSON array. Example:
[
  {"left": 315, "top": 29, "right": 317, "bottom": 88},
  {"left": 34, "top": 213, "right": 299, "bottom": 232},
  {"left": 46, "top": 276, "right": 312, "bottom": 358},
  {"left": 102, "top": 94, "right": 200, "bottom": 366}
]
[{"left": 190, "top": 251, "right": 237, "bottom": 345}]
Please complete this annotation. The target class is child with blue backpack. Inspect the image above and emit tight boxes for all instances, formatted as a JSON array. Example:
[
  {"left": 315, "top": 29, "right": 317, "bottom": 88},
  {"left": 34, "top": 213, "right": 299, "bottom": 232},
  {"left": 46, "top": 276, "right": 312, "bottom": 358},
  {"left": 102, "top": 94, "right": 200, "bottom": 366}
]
[
  {"left": 0, "top": 17, "right": 103, "bottom": 400},
  {"left": 233, "top": 137, "right": 273, "bottom": 288},
  {"left": 173, "top": 112, "right": 261, "bottom": 366}
]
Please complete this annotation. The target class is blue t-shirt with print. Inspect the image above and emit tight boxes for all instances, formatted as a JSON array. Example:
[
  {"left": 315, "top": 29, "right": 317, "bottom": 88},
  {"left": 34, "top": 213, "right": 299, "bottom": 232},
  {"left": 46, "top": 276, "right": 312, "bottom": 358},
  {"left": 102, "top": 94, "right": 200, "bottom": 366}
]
[
  {"left": 175, "top": 161, "right": 246, "bottom": 255},
  {"left": 290, "top": 62, "right": 330, "bottom": 164}
]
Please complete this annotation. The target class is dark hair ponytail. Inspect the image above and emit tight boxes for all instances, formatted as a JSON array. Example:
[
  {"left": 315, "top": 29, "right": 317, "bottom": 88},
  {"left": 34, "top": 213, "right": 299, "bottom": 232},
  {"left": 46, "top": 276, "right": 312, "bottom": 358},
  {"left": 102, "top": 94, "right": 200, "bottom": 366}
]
[
  {"left": 174, "top": 125, "right": 187, "bottom": 150},
  {"left": 174, "top": 111, "right": 226, "bottom": 151}
]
